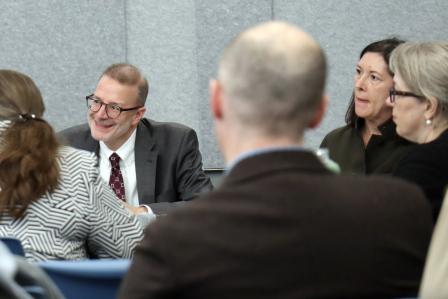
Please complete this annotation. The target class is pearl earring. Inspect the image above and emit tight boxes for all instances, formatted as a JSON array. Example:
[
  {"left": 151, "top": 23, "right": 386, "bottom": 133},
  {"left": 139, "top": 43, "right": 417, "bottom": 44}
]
[{"left": 425, "top": 119, "right": 432, "bottom": 125}]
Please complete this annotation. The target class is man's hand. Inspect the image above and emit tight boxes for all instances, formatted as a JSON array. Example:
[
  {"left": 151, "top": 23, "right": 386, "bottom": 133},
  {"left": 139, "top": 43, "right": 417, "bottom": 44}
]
[{"left": 122, "top": 202, "right": 148, "bottom": 215}]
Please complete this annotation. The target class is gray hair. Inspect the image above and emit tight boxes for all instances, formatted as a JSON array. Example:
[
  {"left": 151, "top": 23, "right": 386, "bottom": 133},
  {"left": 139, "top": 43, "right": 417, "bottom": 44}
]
[
  {"left": 218, "top": 21, "right": 326, "bottom": 139},
  {"left": 390, "top": 42, "right": 448, "bottom": 115},
  {"left": 101, "top": 63, "right": 149, "bottom": 106}
]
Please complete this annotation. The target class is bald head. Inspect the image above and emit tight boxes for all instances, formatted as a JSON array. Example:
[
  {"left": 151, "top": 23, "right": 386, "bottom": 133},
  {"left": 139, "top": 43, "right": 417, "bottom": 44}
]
[{"left": 218, "top": 21, "right": 326, "bottom": 139}]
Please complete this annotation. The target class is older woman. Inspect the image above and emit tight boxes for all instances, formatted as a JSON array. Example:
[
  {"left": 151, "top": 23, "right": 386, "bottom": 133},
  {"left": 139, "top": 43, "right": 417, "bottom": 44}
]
[
  {"left": 321, "top": 38, "right": 412, "bottom": 174},
  {"left": 387, "top": 42, "right": 448, "bottom": 221},
  {"left": 0, "top": 70, "right": 144, "bottom": 261}
]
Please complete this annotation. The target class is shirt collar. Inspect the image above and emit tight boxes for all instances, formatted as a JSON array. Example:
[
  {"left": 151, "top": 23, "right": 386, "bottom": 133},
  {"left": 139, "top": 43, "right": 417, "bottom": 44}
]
[
  {"left": 354, "top": 117, "right": 398, "bottom": 139},
  {"left": 100, "top": 129, "right": 137, "bottom": 164},
  {"left": 378, "top": 118, "right": 399, "bottom": 139},
  {"left": 226, "top": 145, "right": 307, "bottom": 173}
]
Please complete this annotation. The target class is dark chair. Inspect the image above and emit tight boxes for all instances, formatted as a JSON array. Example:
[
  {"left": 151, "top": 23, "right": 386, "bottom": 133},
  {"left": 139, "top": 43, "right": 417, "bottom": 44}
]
[
  {"left": 1, "top": 237, "right": 25, "bottom": 256},
  {"left": 39, "top": 259, "right": 130, "bottom": 299},
  {"left": 0, "top": 242, "right": 64, "bottom": 299}
]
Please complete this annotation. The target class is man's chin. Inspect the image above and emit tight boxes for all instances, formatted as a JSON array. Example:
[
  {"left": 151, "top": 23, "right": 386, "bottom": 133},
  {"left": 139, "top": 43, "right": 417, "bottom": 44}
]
[{"left": 91, "top": 132, "right": 106, "bottom": 142}]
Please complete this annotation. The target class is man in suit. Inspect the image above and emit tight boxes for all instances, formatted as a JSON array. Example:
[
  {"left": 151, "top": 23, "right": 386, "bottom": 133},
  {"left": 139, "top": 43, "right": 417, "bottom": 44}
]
[
  {"left": 117, "top": 22, "right": 433, "bottom": 298},
  {"left": 60, "top": 63, "right": 212, "bottom": 216}
]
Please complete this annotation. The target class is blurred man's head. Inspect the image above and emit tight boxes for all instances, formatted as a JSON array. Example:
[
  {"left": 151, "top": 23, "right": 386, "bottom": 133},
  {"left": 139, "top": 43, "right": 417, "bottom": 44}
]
[
  {"left": 210, "top": 21, "right": 327, "bottom": 161},
  {"left": 87, "top": 63, "right": 148, "bottom": 150}
]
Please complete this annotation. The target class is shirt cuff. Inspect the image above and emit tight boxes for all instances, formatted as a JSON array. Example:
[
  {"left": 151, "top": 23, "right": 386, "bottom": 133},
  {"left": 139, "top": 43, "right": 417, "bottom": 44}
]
[
  {"left": 137, "top": 205, "right": 157, "bottom": 227},
  {"left": 141, "top": 204, "right": 155, "bottom": 215}
]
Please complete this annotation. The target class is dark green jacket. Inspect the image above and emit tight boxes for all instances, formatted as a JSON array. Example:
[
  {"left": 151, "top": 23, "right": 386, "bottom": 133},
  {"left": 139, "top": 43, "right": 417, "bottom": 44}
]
[{"left": 320, "top": 119, "right": 412, "bottom": 175}]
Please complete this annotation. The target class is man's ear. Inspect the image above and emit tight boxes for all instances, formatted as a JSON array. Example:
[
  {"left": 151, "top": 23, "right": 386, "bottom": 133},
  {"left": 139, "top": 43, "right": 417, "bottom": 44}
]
[
  {"left": 308, "top": 95, "right": 328, "bottom": 129},
  {"left": 210, "top": 79, "right": 223, "bottom": 120},
  {"left": 132, "top": 106, "right": 146, "bottom": 125}
]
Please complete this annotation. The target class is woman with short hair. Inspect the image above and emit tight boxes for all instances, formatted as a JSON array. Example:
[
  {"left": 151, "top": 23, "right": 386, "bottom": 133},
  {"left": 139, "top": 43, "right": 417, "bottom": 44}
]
[{"left": 387, "top": 41, "right": 448, "bottom": 221}]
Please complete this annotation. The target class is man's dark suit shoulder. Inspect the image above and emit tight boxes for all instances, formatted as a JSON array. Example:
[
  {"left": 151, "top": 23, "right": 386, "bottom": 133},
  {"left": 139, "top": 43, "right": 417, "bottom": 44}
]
[
  {"left": 58, "top": 123, "right": 92, "bottom": 150},
  {"left": 140, "top": 118, "right": 199, "bottom": 148},
  {"left": 157, "top": 171, "right": 431, "bottom": 237},
  {"left": 58, "top": 118, "right": 196, "bottom": 148},
  {"left": 121, "top": 152, "right": 432, "bottom": 298}
]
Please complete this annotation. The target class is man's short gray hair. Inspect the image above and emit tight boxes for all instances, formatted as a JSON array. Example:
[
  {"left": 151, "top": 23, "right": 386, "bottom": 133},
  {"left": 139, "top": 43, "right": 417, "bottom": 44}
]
[
  {"left": 218, "top": 21, "right": 326, "bottom": 139},
  {"left": 101, "top": 63, "right": 149, "bottom": 106}
]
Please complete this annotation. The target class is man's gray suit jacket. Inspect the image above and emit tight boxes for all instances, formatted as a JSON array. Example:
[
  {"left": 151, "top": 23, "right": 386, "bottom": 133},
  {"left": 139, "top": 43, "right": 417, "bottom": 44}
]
[{"left": 59, "top": 118, "right": 212, "bottom": 215}]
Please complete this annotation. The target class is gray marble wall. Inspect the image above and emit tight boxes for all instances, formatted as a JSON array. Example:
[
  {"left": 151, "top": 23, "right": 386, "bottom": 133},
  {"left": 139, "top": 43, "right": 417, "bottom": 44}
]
[{"left": 1, "top": 0, "right": 447, "bottom": 167}]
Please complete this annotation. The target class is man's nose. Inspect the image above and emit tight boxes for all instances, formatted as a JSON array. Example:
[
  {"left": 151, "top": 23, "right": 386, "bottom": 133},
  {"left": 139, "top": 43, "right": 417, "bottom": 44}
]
[{"left": 95, "top": 104, "right": 109, "bottom": 119}]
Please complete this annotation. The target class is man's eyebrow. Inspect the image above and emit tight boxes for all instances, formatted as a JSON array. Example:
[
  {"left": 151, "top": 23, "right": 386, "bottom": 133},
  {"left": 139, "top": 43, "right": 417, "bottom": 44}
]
[{"left": 92, "top": 94, "right": 120, "bottom": 105}]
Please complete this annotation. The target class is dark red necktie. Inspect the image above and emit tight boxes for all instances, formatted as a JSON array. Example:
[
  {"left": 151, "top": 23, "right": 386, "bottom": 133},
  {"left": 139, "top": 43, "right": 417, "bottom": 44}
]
[{"left": 109, "top": 153, "right": 126, "bottom": 201}]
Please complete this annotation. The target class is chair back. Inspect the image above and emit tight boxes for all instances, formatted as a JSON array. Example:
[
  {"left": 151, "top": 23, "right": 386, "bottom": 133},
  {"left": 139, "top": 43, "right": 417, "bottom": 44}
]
[
  {"left": 0, "top": 242, "right": 64, "bottom": 299},
  {"left": 39, "top": 259, "right": 130, "bottom": 299},
  {"left": 1, "top": 237, "right": 25, "bottom": 256}
]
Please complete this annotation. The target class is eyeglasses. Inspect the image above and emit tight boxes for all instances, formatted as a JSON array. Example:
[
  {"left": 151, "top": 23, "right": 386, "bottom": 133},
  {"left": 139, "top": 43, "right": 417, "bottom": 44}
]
[
  {"left": 389, "top": 88, "right": 425, "bottom": 103},
  {"left": 86, "top": 94, "right": 142, "bottom": 119}
]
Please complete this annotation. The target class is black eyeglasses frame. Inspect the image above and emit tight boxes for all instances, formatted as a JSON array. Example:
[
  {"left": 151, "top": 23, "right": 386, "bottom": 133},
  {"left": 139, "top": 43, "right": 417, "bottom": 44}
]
[
  {"left": 85, "top": 94, "right": 142, "bottom": 119},
  {"left": 389, "top": 88, "right": 425, "bottom": 103}
]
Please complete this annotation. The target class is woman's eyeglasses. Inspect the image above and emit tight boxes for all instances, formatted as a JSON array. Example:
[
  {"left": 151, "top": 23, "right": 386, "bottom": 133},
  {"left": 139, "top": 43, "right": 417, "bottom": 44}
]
[{"left": 389, "top": 88, "right": 425, "bottom": 103}]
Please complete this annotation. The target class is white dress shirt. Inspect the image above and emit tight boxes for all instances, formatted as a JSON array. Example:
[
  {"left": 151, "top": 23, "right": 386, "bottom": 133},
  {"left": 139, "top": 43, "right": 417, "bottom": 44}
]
[{"left": 99, "top": 129, "right": 154, "bottom": 216}]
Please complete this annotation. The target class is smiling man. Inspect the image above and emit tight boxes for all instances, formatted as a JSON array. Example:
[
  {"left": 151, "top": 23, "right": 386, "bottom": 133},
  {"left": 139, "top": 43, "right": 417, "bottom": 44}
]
[{"left": 60, "top": 63, "right": 212, "bottom": 216}]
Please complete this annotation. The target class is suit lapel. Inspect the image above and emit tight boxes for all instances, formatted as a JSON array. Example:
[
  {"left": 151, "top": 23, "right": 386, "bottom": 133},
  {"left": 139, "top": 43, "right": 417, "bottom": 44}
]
[
  {"left": 80, "top": 126, "right": 100, "bottom": 157},
  {"left": 135, "top": 121, "right": 158, "bottom": 204},
  {"left": 92, "top": 140, "right": 100, "bottom": 157}
]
